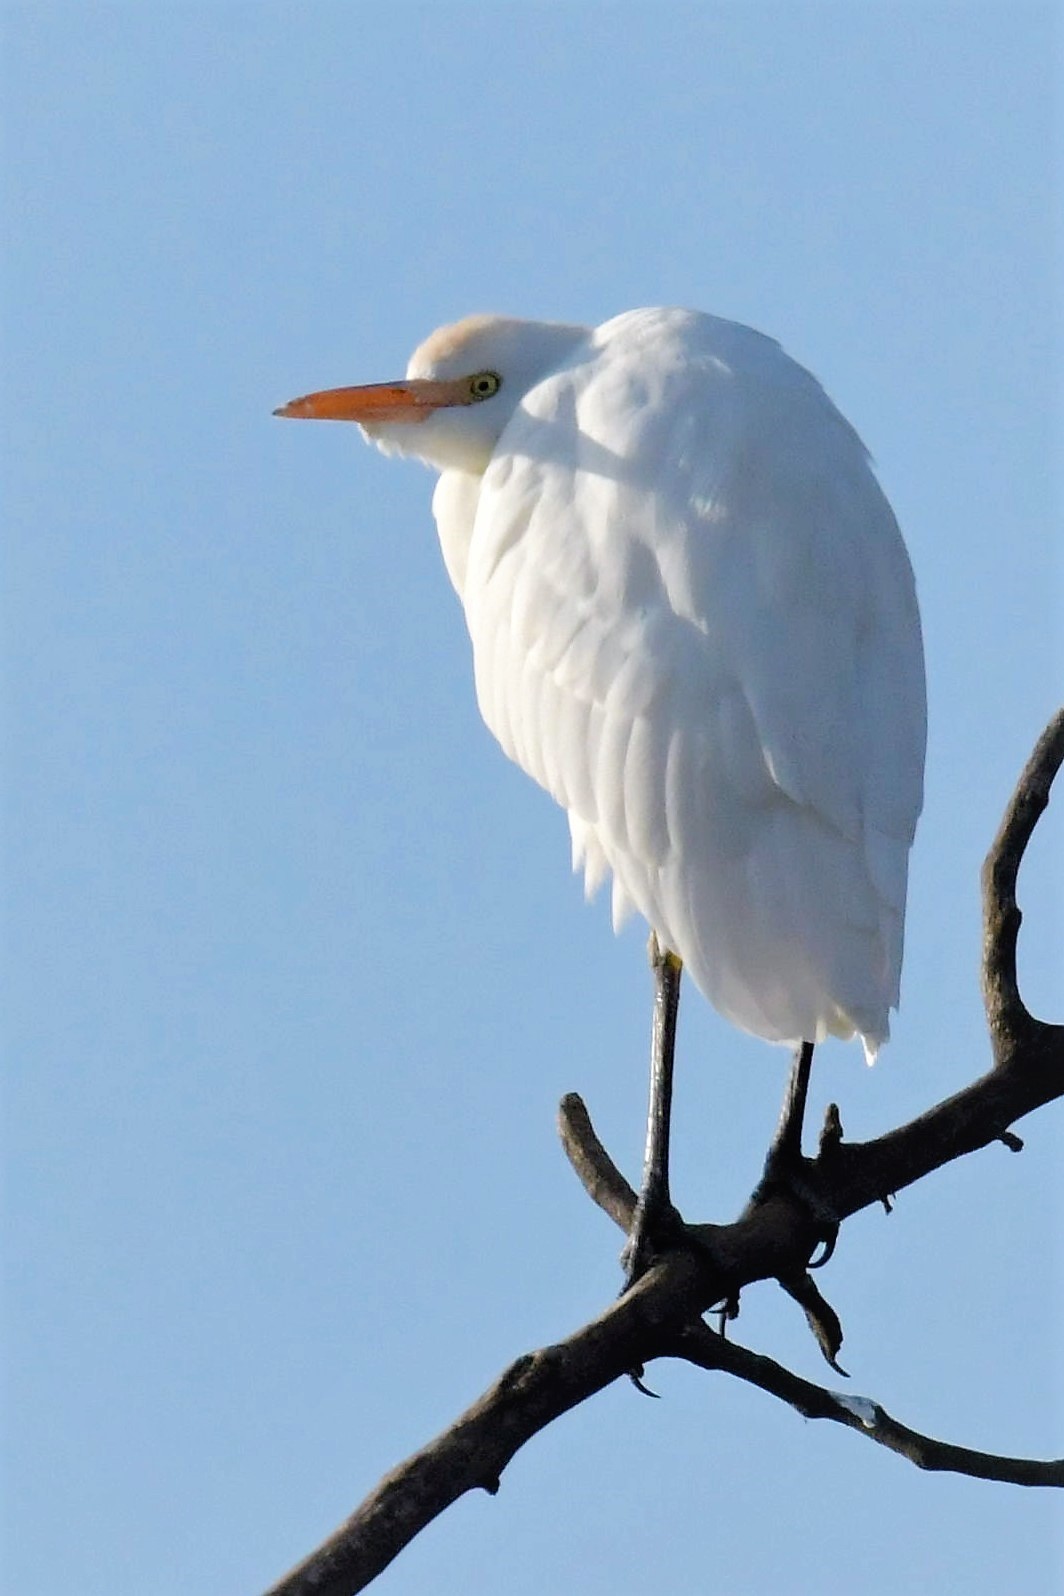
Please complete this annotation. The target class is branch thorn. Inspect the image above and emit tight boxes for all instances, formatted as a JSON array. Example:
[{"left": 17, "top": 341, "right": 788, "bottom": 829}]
[{"left": 818, "top": 1102, "right": 844, "bottom": 1156}]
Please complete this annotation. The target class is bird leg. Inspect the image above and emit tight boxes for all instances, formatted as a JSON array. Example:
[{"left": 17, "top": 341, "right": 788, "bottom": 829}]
[
  {"left": 622, "top": 934, "right": 685, "bottom": 1286},
  {"left": 753, "top": 1040, "right": 840, "bottom": 1251},
  {"left": 767, "top": 1040, "right": 816, "bottom": 1174}
]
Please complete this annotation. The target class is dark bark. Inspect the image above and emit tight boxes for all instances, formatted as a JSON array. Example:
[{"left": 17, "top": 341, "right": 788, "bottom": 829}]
[{"left": 261, "top": 709, "right": 1064, "bottom": 1596}]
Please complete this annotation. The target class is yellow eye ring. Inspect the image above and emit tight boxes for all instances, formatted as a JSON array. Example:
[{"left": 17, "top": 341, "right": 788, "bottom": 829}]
[{"left": 468, "top": 371, "right": 502, "bottom": 402}]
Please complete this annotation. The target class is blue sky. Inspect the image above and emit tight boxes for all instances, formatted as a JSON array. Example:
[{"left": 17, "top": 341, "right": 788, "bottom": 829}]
[{"left": 3, "top": 5, "right": 1062, "bottom": 1594}]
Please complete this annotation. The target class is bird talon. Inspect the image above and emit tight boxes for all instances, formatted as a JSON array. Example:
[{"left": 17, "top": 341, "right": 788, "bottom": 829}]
[
  {"left": 712, "top": 1293, "right": 741, "bottom": 1335},
  {"left": 808, "top": 1226, "right": 840, "bottom": 1269}
]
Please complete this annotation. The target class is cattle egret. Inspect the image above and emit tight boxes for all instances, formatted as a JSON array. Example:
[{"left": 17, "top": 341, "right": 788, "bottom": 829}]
[{"left": 276, "top": 308, "right": 926, "bottom": 1270}]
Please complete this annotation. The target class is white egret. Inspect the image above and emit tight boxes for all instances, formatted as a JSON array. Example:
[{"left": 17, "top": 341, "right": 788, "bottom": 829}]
[{"left": 276, "top": 308, "right": 926, "bottom": 1269}]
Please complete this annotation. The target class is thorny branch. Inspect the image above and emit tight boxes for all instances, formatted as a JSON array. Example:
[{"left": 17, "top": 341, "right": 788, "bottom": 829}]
[{"left": 261, "top": 710, "right": 1064, "bottom": 1596}]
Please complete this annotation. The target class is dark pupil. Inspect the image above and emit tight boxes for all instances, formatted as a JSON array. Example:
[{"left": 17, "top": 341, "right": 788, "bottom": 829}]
[{"left": 476, "top": 377, "right": 492, "bottom": 394}]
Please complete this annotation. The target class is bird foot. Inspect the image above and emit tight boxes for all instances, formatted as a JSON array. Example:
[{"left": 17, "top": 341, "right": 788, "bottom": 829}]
[
  {"left": 620, "top": 1191, "right": 688, "bottom": 1291},
  {"left": 749, "top": 1143, "right": 841, "bottom": 1266},
  {"left": 747, "top": 1142, "right": 848, "bottom": 1368},
  {"left": 620, "top": 1195, "right": 703, "bottom": 1397},
  {"left": 749, "top": 1068, "right": 843, "bottom": 1264}
]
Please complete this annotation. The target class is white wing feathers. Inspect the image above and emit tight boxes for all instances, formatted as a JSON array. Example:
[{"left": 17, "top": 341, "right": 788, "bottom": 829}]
[{"left": 450, "top": 309, "right": 926, "bottom": 1056}]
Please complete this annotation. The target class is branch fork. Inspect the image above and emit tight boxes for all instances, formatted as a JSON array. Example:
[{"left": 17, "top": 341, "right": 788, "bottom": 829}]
[{"left": 262, "top": 710, "right": 1064, "bottom": 1596}]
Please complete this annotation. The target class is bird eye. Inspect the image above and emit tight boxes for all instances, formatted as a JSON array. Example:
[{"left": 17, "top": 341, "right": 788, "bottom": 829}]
[{"left": 468, "top": 371, "right": 502, "bottom": 401}]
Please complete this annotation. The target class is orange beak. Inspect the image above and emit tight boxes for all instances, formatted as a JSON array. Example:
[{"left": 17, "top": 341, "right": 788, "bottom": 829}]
[{"left": 274, "top": 377, "right": 470, "bottom": 424}]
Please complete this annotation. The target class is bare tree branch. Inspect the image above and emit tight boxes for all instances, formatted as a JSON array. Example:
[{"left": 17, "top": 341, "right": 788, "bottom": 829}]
[
  {"left": 260, "top": 709, "right": 1064, "bottom": 1596},
  {"left": 260, "top": 1254, "right": 710, "bottom": 1596},
  {"left": 556, "top": 1089, "right": 637, "bottom": 1230},
  {"left": 671, "top": 1322, "right": 1064, "bottom": 1487},
  {"left": 982, "top": 708, "right": 1064, "bottom": 1052}
]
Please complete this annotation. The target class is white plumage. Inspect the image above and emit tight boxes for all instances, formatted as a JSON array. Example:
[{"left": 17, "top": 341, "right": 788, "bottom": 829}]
[{"left": 278, "top": 308, "right": 926, "bottom": 1062}]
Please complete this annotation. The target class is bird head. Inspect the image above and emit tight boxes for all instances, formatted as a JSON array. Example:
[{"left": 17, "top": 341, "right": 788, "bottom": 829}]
[{"left": 275, "top": 313, "right": 588, "bottom": 474}]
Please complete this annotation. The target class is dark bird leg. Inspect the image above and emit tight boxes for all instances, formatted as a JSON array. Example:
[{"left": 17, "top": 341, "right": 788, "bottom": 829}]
[
  {"left": 767, "top": 1040, "right": 816, "bottom": 1177},
  {"left": 622, "top": 934, "right": 684, "bottom": 1287},
  {"left": 754, "top": 1039, "right": 839, "bottom": 1257}
]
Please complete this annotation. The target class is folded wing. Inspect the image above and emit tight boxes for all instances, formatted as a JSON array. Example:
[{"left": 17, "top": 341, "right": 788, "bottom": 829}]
[{"left": 459, "top": 309, "right": 926, "bottom": 1055}]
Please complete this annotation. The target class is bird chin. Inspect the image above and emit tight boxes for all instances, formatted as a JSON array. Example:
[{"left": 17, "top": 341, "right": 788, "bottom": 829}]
[{"left": 359, "top": 421, "right": 406, "bottom": 457}]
